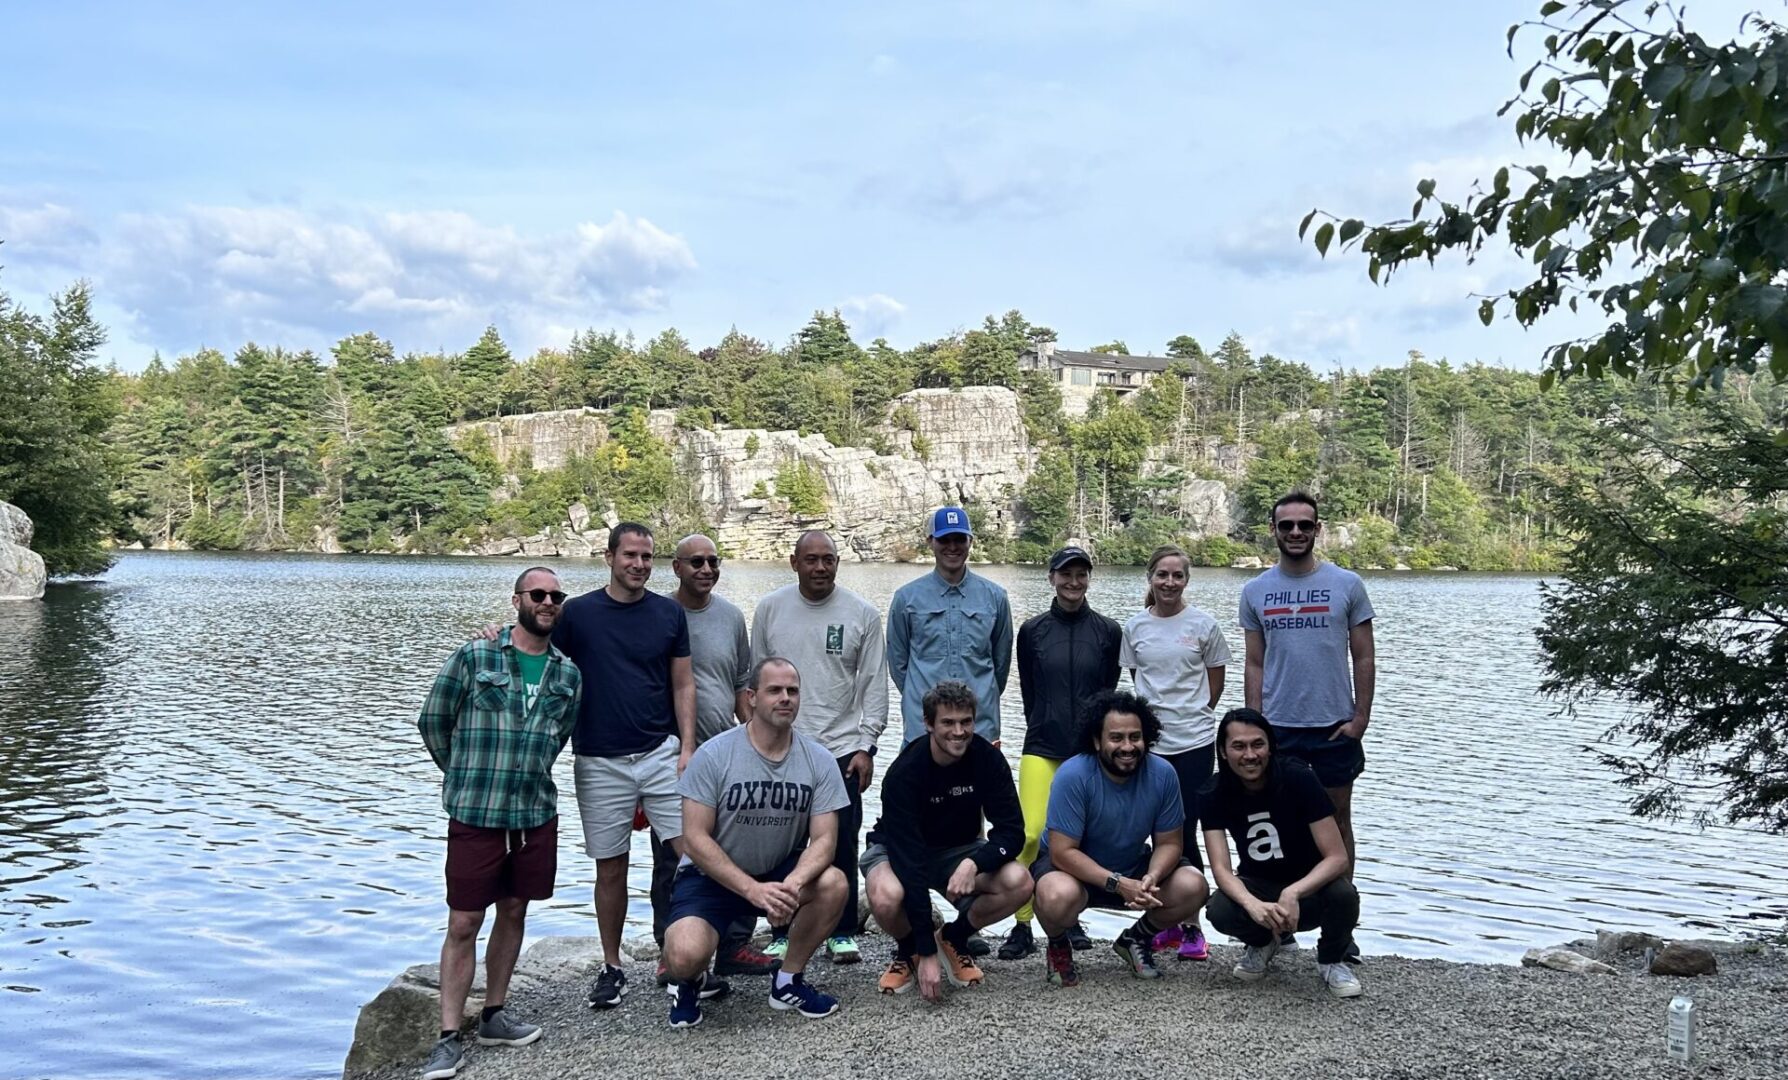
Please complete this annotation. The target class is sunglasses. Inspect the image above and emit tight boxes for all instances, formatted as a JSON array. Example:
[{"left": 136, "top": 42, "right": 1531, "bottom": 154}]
[
  {"left": 681, "top": 556, "right": 721, "bottom": 569},
  {"left": 516, "top": 588, "right": 568, "bottom": 604},
  {"left": 1274, "top": 519, "right": 1318, "bottom": 535}
]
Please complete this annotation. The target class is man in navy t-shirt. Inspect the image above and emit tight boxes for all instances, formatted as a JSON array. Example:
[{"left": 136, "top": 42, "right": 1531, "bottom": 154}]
[
  {"left": 1200, "top": 707, "right": 1361, "bottom": 997},
  {"left": 1030, "top": 690, "right": 1209, "bottom": 988},
  {"left": 551, "top": 522, "right": 697, "bottom": 1011}
]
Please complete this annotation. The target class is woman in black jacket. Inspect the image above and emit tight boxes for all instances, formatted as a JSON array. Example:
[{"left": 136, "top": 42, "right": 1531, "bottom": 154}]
[{"left": 998, "top": 546, "right": 1124, "bottom": 960}]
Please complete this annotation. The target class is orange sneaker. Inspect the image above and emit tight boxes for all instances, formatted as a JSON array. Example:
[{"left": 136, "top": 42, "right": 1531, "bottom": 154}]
[
  {"left": 937, "top": 934, "right": 984, "bottom": 987},
  {"left": 878, "top": 956, "right": 914, "bottom": 994}
]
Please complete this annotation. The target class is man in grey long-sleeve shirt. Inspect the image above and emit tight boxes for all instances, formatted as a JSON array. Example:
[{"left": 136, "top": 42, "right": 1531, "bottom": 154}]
[{"left": 750, "top": 530, "right": 889, "bottom": 963}]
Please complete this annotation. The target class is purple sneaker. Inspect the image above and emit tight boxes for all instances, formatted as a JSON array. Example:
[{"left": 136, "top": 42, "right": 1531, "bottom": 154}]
[
  {"left": 1150, "top": 924, "right": 1185, "bottom": 952},
  {"left": 1178, "top": 925, "right": 1209, "bottom": 961}
]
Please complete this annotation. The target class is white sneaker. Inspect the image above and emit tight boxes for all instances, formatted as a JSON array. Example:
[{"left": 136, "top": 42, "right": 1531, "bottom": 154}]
[
  {"left": 1319, "top": 961, "right": 1363, "bottom": 997},
  {"left": 1233, "top": 938, "right": 1280, "bottom": 981}
]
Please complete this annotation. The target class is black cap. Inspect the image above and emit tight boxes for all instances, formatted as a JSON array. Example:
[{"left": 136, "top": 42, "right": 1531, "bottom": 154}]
[{"left": 1048, "top": 546, "right": 1093, "bottom": 572}]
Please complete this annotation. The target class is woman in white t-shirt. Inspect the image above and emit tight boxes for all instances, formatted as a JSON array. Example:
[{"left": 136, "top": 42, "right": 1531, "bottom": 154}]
[{"left": 1120, "top": 543, "right": 1231, "bottom": 960}]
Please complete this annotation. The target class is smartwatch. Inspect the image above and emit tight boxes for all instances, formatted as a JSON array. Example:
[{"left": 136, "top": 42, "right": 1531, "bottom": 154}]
[{"left": 1104, "top": 872, "right": 1122, "bottom": 893}]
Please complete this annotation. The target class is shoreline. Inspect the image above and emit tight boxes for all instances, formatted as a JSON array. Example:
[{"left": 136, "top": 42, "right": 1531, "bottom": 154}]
[{"left": 346, "top": 933, "right": 1786, "bottom": 1080}]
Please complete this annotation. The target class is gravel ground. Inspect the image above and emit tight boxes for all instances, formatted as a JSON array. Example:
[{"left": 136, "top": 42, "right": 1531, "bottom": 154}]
[{"left": 353, "top": 938, "right": 1788, "bottom": 1080}]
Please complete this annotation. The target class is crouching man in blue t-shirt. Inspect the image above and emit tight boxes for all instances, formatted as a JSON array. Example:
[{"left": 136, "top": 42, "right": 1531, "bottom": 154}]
[
  {"left": 1030, "top": 690, "right": 1209, "bottom": 987},
  {"left": 1200, "top": 707, "right": 1362, "bottom": 997},
  {"left": 662, "top": 657, "right": 852, "bottom": 1027}
]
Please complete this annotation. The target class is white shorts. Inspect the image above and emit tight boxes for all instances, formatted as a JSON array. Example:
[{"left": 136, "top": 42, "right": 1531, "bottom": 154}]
[{"left": 573, "top": 737, "right": 683, "bottom": 860}]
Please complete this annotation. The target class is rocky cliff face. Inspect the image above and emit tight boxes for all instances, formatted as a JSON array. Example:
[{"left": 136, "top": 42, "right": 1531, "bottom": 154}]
[
  {"left": 1, "top": 501, "right": 47, "bottom": 600},
  {"left": 450, "top": 387, "right": 1038, "bottom": 560}
]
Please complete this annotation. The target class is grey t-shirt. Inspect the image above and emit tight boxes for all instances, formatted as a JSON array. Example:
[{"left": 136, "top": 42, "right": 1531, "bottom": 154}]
[
  {"left": 1238, "top": 561, "right": 1375, "bottom": 729},
  {"left": 684, "top": 593, "right": 751, "bottom": 744},
  {"left": 678, "top": 724, "right": 851, "bottom": 876}
]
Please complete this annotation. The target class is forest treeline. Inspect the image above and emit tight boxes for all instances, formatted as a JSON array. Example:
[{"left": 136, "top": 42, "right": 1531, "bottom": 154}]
[{"left": 8, "top": 280, "right": 1779, "bottom": 574}]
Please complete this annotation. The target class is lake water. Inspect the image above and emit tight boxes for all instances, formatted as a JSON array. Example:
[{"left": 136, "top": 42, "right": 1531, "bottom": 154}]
[{"left": 2, "top": 552, "right": 1784, "bottom": 1080}]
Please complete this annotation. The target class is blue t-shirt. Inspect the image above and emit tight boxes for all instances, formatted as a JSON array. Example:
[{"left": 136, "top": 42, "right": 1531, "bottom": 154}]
[
  {"left": 552, "top": 588, "right": 691, "bottom": 757},
  {"left": 1040, "top": 753, "right": 1184, "bottom": 875}
]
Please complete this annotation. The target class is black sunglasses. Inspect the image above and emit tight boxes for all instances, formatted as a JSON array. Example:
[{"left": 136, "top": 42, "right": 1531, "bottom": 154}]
[
  {"left": 1274, "top": 519, "right": 1318, "bottom": 535},
  {"left": 681, "top": 556, "right": 721, "bottom": 569},
  {"left": 517, "top": 588, "right": 568, "bottom": 604}
]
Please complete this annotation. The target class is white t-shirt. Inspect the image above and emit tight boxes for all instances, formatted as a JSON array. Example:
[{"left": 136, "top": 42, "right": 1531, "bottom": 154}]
[{"left": 1120, "top": 605, "right": 1232, "bottom": 753}]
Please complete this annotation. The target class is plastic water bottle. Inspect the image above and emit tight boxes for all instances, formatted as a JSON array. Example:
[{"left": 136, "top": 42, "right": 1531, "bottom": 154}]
[{"left": 1666, "top": 996, "right": 1695, "bottom": 1063}]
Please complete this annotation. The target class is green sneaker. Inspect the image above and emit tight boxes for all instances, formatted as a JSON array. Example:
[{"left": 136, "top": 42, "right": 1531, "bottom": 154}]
[
  {"left": 825, "top": 935, "right": 861, "bottom": 964},
  {"left": 763, "top": 934, "right": 789, "bottom": 960}
]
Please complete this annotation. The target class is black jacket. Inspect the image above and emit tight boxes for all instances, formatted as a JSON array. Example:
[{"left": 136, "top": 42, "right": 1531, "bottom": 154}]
[{"left": 1016, "top": 600, "right": 1123, "bottom": 759}]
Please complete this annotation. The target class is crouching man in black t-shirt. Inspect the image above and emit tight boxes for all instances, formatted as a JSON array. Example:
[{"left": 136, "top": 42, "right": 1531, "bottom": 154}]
[
  {"left": 861, "top": 681, "right": 1030, "bottom": 1001},
  {"left": 1200, "top": 707, "right": 1363, "bottom": 997}
]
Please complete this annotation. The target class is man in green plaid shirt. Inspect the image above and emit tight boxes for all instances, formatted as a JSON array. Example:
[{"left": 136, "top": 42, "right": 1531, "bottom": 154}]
[{"left": 416, "top": 566, "right": 581, "bottom": 1080}]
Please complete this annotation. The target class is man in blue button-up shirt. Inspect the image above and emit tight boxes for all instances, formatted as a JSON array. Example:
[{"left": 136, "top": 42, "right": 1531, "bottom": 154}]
[{"left": 887, "top": 507, "right": 1014, "bottom": 746}]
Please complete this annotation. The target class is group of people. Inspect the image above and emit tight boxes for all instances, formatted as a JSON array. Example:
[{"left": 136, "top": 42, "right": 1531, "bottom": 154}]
[{"left": 414, "top": 492, "right": 1377, "bottom": 1078}]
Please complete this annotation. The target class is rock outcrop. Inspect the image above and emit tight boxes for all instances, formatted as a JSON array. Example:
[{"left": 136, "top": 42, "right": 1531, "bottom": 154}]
[
  {"left": 1, "top": 501, "right": 46, "bottom": 601},
  {"left": 455, "top": 408, "right": 610, "bottom": 472}
]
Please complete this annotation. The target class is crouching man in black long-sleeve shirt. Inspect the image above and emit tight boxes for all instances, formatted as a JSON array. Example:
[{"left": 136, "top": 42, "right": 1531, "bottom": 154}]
[{"left": 861, "top": 680, "right": 1030, "bottom": 1001}]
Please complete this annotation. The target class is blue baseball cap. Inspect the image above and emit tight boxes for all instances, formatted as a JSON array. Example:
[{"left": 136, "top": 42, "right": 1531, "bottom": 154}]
[{"left": 928, "top": 506, "right": 972, "bottom": 538}]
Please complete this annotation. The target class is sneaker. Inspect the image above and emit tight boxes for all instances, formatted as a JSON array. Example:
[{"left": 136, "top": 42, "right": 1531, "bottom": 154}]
[
  {"left": 475, "top": 1007, "right": 541, "bottom": 1046},
  {"left": 767, "top": 974, "right": 840, "bottom": 1019},
  {"left": 763, "top": 934, "right": 789, "bottom": 960},
  {"left": 997, "top": 922, "right": 1037, "bottom": 961},
  {"left": 1066, "top": 922, "right": 1092, "bottom": 952},
  {"left": 1045, "top": 939, "right": 1080, "bottom": 987},
  {"left": 937, "top": 934, "right": 984, "bottom": 987},
  {"left": 587, "top": 964, "right": 628, "bottom": 1009},
  {"left": 668, "top": 981, "right": 703, "bottom": 1028},
  {"left": 1234, "top": 938, "right": 1281, "bottom": 981},
  {"left": 1320, "top": 961, "right": 1364, "bottom": 998},
  {"left": 421, "top": 1034, "right": 464, "bottom": 1080},
  {"left": 714, "top": 942, "right": 778, "bottom": 976},
  {"left": 964, "top": 933, "right": 991, "bottom": 958},
  {"left": 1178, "top": 925, "right": 1210, "bottom": 962},
  {"left": 878, "top": 957, "right": 915, "bottom": 995},
  {"left": 1150, "top": 924, "right": 1185, "bottom": 952},
  {"left": 662, "top": 971, "right": 730, "bottom": 1001},
  {"left": 1113, "top": 930, "right": 1161, "bottom": 979},
  {"left": 825, "top": 935, "right": 861, "bottom": 965}
]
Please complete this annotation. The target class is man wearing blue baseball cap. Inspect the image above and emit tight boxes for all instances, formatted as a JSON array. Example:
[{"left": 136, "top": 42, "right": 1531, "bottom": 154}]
[{"left": 886, "top": 507, "right": 1014, "bottom": 750}]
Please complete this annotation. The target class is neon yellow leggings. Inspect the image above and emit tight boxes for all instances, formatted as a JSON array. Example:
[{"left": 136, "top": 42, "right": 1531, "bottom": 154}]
[{"left": 1013, "top": 753, "right": 1064, "bottom": 925}]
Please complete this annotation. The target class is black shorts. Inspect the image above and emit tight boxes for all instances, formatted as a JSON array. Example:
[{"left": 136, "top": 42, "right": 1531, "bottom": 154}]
[
  {"left": 1029, "top": 851, "right": 1194, "bottom": 910},
  {"left": 668, "top": 851, "right": 803, "bottom": 935},
  {"left": 1272, "top": 722, "right": 1366, "bottom": 788},
  {"left": 445, "top": 817, "right": 558, "bottom": 911}
]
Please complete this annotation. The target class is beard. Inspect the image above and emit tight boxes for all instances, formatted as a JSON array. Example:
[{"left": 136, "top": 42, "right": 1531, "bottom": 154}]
[{"left": 517, "top": 605, "right": 556, "bottom": 637}]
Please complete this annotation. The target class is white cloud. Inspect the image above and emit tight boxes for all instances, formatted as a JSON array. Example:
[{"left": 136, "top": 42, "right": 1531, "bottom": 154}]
[
  {"left": 0, "top": 201, "right": 697, "bottom": 359},
  {"left": 838, "top": 293, "right": 907, "bottom": 338}
]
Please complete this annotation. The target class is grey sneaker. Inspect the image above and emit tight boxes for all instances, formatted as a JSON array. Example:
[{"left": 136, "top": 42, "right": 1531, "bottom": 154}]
[
  {"left": 475, "top": 1007, "right": 541, "bottom": 1046},
  {"left": 1319, "top": 961, "right": 1363, "bottom": 998},
  {"left": 421, "top": 1035, "right": 464, "bottom": 1080},
  {"left": 1233, "top": 937, "right": 1281, "bottom": 981}
]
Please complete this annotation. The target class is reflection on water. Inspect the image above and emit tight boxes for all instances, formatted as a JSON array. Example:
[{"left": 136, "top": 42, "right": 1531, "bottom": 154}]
[{"left": 1, "top": 553, "right": 1784, "bottom": 1080}]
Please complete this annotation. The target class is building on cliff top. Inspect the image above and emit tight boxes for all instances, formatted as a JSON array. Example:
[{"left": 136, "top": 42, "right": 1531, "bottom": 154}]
[{"left": 1019, "top": 341, "right": 1176, "bottom": 417}]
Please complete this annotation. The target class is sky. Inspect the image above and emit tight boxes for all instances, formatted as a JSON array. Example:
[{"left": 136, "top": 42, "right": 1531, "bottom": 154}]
[{"left": 0, "top": 0, "right": 1766, "bottom": 373}]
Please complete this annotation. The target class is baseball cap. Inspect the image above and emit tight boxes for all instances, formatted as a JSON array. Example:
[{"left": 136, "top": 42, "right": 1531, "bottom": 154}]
[
  {"left": 928, "top": 506, "right": 972, "bottom": 538},
  {"left": 1048, "top": 546, "right": 1092, "bottom": 572}
]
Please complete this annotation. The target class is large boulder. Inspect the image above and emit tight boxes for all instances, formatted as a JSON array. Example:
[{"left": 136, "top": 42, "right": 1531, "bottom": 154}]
[
  {"left": 0, "top": 501, "right": 46, "bottom": 601},
  {"left": 342, "top": 963, "right": 487, "bottom": 1078},
  {"left": 1650, "top": 942, "right": 1719, "bottom": 977}
]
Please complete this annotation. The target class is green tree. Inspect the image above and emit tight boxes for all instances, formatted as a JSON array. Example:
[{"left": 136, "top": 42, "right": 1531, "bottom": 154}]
[
  {"left": 1019, "top": 447, "right": 1077, "bottom": 543},
  {"left": 457, "top": 325, "right": 513, "bottom": 420},
  {"left": 0, "top": 280, "right": 118, "bottom": 575}
]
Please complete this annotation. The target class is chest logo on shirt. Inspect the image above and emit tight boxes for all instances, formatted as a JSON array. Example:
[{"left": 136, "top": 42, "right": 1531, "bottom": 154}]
[
  {"left": 826, "top": 624, "right": 845, "bottom": 655},
  {"left": 722, "top": 780, "right": 814, "bottom": 815},
  {"left": 1260, "top": 588, "right": 1333, "bottom": 631},
  {"left": 929, "top": 784, "right": 975, "bottom": 804},
  {"left": 1245, "top": 811, "right": 1284, "bottom": 862}
]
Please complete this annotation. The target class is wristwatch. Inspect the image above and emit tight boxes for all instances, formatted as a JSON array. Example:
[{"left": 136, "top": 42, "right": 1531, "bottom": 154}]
[{"left": 1104, "top": 872, "right": 1122, "bottom": 893}]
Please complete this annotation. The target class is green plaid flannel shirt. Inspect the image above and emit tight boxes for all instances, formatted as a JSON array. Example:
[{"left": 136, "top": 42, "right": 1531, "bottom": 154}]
[{"left": 417, "top": 627, "right": 582, "bottom": 830}]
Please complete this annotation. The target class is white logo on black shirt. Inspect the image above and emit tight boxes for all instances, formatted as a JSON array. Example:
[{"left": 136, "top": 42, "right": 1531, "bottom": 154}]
[{"left": 1245, "top": 811, "right": 1283, "bottom": 862}]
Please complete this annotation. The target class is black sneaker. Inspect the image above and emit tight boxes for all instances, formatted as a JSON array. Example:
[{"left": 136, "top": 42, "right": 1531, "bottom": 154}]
[
  {"left": 663, "top": 971, "right": 731, "bottom": 1001},
  {"left": 1112, "top": 929, "right": 1160, "bottom": 979},
  {"left": 587, "top": 964, "right": 627, "bottom": 1009},
  {"left": 1067, "top": 922, "right": 1092, "bottom": 952},
  {"left": 997, "top": 922, "right": 1037, "bottom": 961},
  {"left": 964, "top": 932, "right": 991, "bottom": 958}
]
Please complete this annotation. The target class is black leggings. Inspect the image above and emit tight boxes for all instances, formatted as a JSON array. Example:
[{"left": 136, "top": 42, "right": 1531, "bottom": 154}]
[
  {"left": 1207, "top": 876, "right": 1360, "bottom": 964},
  {"left": 1158, "top": 744, "right": 1214, "bottom": 871}
]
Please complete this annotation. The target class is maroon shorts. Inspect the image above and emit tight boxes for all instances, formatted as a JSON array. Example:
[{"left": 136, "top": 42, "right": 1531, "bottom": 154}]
[{"left": 445, "top": 817, "right": 558, "bottom": 911}]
